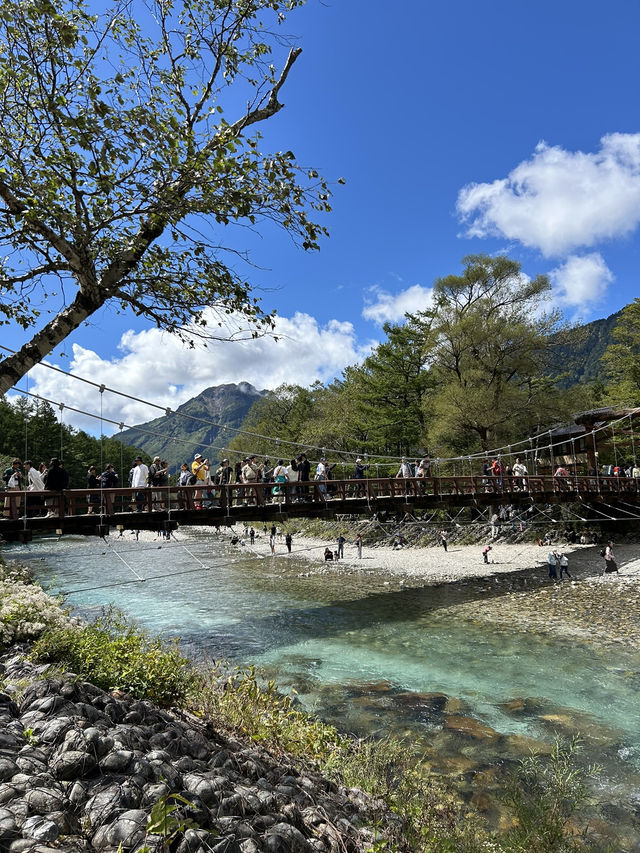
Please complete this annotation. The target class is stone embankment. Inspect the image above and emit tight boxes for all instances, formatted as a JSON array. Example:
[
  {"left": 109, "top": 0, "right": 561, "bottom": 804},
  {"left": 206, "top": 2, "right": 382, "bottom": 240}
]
[{"left": 0, "top": 648, "right": 384, "bottom": 853}]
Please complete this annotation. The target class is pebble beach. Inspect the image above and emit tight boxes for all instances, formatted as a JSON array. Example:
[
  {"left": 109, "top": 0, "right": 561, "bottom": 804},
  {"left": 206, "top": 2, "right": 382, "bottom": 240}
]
[{"left": 238, "top": 529, "right": 640, "bottom": 649}]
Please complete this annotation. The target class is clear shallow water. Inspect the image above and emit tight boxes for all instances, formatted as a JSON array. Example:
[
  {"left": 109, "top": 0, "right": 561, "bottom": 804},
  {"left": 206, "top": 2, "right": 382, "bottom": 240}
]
[{"left": 7, "top": 529, "right": 640, "bottom": 845}]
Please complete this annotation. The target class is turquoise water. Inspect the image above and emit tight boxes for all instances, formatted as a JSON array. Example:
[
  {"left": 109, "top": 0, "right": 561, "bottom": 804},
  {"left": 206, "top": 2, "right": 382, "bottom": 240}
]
[{"left": 6, "top": 529, "right": 640, "bottom": 844}]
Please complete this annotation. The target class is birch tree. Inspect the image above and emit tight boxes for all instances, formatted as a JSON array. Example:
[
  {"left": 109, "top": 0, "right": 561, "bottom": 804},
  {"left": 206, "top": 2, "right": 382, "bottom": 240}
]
[{"left": 0, "top": 0, "right": 332, "bottom": 393}]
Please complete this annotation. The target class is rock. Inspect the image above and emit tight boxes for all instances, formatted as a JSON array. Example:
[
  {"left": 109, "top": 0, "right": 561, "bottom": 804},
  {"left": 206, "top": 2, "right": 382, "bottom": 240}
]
[
  {"left": 239, "top": 841, "right": 261, "bottom": 853},
  {"left": 21, "top": 815, "right": 59, "bottom": 842},
  {"left": 7, "top": 839, "right": 40, "bottom": 852},
  {"left": 264, "top": 823, "right": 312, "bottom": 853},
  {"left": 84, "top": 786, "right": 126, "bottom": 827},
  {"left": 0, "top": 731, "right": 24, "bottom": 751},
  {"left": 176, "top": 828, "right": 231, "bottom": 853},
  {"left": 33, "top": 717, "right": 75, "bottom": 744},
  {"left": 442, "top": 715, "right": 500, "bottom": 742},
  {"left": 443, "top": 696, "right": 468, "bottom": 715},
  {"left": 0, "top": 784, "right": 22, "bottom": 805},
  {"left": 15, "top": 749, "right": 48, "bottom": 776},
  {"left": 91, "top": 808, "right": 148, "bottom": 850},
  {"left": 499, "top": 697, "right": 526, "bottom": 714},
  {"left": 182, "top": 775, "right": 224, "bottom": 806},
  {"left": 24, "top": 788, "right": 65, "bottom": 814},
  {"left": 99, "top": 749, "right": 134, "bottom": 773},
  {"left": 50, "top": 749, "right": 97, "bottom": 780},
  {"left": 0, "top": 758, "right": 19, "bottom": 782},
  {"left": 0, "top": 807, "right": 20, "bottom": 842}
]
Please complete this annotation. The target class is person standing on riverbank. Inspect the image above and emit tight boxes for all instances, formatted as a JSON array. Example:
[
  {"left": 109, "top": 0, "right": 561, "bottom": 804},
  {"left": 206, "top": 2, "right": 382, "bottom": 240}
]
[
  {"left": 604, "top": 540, "right": 618, "bottom": 573},
  {"left": 337, "top": 534, "right": 346, "bottom": 559},
  {"left": 547, "top": 551, "right": 558, "bottom": 580},
  {"left": 439, "top": 529, "right": 448, "bottom": 551},
  {"left": 355, "top": 533, "right": 362, "bottom": 558},
  {"left": 559, "top": 553, "right": 572, "bottom": 580},
  {"left": 285, "top": 532, "right": 292, "bottom": 552},
  {"left": 482, "top": 544, "right": 492, "bottom": 563}
]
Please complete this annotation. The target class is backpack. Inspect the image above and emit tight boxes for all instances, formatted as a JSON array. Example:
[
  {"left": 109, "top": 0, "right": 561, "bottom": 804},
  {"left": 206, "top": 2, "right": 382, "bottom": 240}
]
[
  {"left": 188, "top": 473, "right": 198, "bottom": 485},
  {"left": 599, "top": 547, "right": 606, "bottom": 557}
]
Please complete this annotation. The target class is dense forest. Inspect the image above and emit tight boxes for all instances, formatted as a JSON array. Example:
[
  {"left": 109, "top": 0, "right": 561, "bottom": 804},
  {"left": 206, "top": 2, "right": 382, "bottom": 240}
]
[{"left": 0, "top": 397, "right": 146, "bottom": 488}]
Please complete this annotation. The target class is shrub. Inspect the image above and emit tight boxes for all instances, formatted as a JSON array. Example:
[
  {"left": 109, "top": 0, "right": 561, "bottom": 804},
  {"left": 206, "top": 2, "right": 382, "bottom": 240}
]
[
  {"left": 0, "top": 565, "right": 71, "bottom": 648},
  {"left": 196, "top": 664, "right": 344, "bottom": 760},
  {"left": 31, "top": 606, "right": 195, "bottom": 706}
]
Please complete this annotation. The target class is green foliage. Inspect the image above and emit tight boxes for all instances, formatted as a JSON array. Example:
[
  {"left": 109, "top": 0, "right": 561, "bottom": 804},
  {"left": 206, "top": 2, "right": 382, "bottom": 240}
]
[
  {"left": 423, "top": 254, "right": 573, "bottom": 452},
  {"left": 0, "top": 396, "right": 147, "bottom": 486},
  {"left": 197, "top": 664, "right": 345, "bottom": 760},
  {"left": 0, "top": 0, "right": 331, "bottom": 392},
  {"left": 324, "top": 737, "right": 497, "bottom": 853},
  {"left": 502, "top": 737, "right": 603, "bottom": 853},
  {"left": 146, "top": 792, "right": 200, "bottom": 844},
  {"left": 227, "top": 383, "right": 320, "bottom": 460},
  {"left": 602, "top": 298, "right": 640, "bottom": 403},
  {"left": 30, "top": 607, "right": 196, "bottom": 706}
]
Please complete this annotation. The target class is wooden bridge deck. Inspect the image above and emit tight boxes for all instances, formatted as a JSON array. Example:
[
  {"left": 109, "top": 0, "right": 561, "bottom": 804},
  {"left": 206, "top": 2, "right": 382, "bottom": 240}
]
[{"left": 1, "top": 475, "right": 639, "bottom": 541}]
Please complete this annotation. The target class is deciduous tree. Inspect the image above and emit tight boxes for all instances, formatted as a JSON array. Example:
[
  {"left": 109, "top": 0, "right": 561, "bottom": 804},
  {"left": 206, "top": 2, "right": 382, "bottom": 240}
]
[
  {"left": 423, "top": 255, "right": 571, "bottom": 453},
  {"left": 0, "top": 0, "right": 332, "bottom": 393}
]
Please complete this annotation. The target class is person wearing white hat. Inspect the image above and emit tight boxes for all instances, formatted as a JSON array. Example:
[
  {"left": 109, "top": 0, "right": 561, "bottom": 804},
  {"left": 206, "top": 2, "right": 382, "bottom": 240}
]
[{"left": 354, "top": 457, "right": 369, "bottom": 497}]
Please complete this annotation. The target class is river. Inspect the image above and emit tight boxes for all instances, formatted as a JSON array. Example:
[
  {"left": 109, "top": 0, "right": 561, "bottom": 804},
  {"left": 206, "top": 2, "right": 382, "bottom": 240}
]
[{"left": 7, "top": 528, "right": 640, "bottom": 849}]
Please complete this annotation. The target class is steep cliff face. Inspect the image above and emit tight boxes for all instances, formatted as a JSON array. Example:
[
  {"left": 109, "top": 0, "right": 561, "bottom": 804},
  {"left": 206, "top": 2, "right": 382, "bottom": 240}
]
[{"left": 118, "top": 382, "right": 265, "bottom": 472}]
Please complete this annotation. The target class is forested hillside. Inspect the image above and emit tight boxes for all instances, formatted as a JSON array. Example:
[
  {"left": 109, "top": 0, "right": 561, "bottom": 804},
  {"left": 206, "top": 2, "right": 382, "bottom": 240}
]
[{"left": 118, "top": 383, "right": 264, "bottom": 472}]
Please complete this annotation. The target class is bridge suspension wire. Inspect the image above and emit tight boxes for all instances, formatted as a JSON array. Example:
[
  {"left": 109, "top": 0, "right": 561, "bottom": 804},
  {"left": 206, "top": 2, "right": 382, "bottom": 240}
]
[
  {"left": 5, "top": 342, "right": 640, "bottom": 467},
  {"left": 0, "top": 344, "right": 414, "bottom": 462}
]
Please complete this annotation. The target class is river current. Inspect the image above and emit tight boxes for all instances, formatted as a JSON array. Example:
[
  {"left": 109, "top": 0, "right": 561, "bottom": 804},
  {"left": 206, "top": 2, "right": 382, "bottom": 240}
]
[{"left": 7, "top": 528, "right": 640, "bottom": 848}]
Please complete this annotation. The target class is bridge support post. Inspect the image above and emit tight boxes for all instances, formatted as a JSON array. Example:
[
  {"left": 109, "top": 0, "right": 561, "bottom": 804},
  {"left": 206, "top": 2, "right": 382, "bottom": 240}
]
[
  {"left": 96, "top": 525, "right": 110, "bottom": 537},
  {"left": 18, "top": 530, "right": 32, "bottom": 543}
]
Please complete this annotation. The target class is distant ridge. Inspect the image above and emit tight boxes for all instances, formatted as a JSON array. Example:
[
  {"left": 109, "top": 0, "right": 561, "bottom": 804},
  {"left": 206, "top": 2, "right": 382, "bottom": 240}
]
[
  {"left": 553, "top": 309, "right": 622, "bottom": 388},
  {"left": 118, "top": 382, "right": 265, "bottom": 472}
]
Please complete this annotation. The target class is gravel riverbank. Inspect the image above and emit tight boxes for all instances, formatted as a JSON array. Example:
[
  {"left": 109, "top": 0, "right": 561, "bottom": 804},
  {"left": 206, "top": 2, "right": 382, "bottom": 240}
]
[{"left": 236, "top": 528, "right": 640, "bottom": 648}]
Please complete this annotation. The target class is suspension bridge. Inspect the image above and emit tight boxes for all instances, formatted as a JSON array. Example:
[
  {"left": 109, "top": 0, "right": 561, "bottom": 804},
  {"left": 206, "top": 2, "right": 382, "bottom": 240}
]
[{"left": 2, "top": 473, "right": 639, "bottom": 542}]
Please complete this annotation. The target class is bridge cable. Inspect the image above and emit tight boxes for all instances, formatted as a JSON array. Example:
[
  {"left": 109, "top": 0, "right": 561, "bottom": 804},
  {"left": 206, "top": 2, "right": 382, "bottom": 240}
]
[{"left": 6, "top": 342, "right": 640, "bottom": 466}]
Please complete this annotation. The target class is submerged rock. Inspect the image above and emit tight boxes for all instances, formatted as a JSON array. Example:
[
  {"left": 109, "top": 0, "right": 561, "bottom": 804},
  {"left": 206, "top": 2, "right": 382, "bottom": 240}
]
[{"left": 443, "top": 716, "right": 500, "bottom": 742}]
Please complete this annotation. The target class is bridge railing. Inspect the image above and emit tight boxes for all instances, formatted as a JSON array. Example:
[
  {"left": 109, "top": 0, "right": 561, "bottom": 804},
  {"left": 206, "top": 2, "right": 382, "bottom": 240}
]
[{"left": 2, "top": 474, "right": 640, "bottom": 520}]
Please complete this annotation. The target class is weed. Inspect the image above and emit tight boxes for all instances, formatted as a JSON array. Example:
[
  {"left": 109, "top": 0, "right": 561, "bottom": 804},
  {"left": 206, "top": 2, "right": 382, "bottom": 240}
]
[{"left": 30, "top": 606, "right": 196, "bottom": 706}]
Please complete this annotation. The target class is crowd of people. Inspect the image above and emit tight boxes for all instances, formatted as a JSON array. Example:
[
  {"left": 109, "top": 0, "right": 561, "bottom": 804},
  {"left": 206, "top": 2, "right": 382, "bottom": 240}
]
[
  {"left": 5, "top": 447, "right": 640, "bottom": 520},
  {"left": 2, "top": 457, "right": 70, "bottom": 519}
]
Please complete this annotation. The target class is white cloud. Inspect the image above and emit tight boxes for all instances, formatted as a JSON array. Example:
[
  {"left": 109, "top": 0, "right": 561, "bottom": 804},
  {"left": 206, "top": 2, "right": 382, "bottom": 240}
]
[
  {"left": 362, "top": 284, "right": 434, "bottom": 325},
  {"left": 457, "top": 133, "right": 640, "bottom": 257},
  {"left": 549, "top": 252, "right": 614, "bottom": 314},
  {"left": 24, "top": 310, "right": 374, "bottom": 434}
]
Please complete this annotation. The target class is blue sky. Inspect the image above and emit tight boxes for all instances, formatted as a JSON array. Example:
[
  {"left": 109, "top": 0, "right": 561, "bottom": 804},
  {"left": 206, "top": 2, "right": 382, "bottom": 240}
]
[{"left": 10, "top": 0, "right": 640, "bottom": 431}]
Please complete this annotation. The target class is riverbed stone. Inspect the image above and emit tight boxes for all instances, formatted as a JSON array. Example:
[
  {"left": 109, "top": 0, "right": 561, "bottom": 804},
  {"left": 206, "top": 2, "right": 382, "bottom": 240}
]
[
  {"left": 91, "top": 808, "right": 148, "bottom": 850},
  {"left": 50, "top": 748, "right": 98, "bottom": 780},
  {"left": 24, "top": 787, "right": 65, "bottom": 814},
  {"left": 264, "top": 823, "right": 312, "bottom": 853},
  {"left": 0, "top": 758, "right": 19, "bottom": 782},
  {"left": 443, "top": 715, "right": 500, "bottom": 742},
  {"left": 0, "top": 807, "right": 20, "bottom": 842}
]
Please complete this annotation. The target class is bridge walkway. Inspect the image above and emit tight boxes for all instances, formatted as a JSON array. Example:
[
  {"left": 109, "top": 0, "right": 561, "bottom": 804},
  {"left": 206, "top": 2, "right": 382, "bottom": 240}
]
[{"left": 1, "top": 475, "right": 638, "bottom": 541}]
